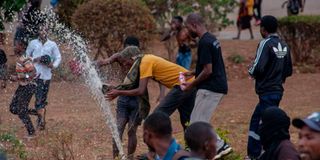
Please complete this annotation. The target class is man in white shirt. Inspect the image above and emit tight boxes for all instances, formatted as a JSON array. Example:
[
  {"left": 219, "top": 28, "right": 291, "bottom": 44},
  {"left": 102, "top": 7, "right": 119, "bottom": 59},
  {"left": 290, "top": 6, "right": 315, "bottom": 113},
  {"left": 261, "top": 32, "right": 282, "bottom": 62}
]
[{"left": 26, "top": 24, "right": 61, "bottom": 130}]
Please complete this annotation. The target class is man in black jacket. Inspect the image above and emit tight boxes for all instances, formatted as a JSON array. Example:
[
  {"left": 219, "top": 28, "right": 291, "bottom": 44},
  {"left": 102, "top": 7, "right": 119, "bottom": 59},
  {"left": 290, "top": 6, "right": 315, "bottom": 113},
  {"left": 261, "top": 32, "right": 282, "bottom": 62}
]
[{"left": 246, "top": 15, "right": 293, "bottom": 159}]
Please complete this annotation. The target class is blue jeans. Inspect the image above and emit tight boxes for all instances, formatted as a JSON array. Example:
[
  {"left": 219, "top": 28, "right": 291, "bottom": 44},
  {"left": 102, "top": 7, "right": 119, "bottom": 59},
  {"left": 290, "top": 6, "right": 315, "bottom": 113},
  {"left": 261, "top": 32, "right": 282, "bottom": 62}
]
[
  {"left": 176, "top": 51, "right": 192, "bottom": 70},
  {"left": 247, "top": 92, "right": 283, "bottom": 158},
  {"left": 116, "top": 96, "right": 141, "bottom": 126}
]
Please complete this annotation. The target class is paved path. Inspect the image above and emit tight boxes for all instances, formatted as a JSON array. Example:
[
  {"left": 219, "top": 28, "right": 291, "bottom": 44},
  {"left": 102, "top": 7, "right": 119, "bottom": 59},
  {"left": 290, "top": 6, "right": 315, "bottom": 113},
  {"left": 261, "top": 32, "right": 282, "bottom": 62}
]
[{"left": 217, "top": 0, "right": 320, "bottom": 40}]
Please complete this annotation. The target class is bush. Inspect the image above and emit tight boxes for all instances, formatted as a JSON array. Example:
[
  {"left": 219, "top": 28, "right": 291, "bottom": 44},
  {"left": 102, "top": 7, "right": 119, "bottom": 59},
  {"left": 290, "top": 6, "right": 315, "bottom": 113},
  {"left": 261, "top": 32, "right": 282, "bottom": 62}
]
[
  {"left": 278, "top": 15, "right": 320, "bottom": 63},
  {"left": 71, "top": 0, "right": 156, "bottom": 59},
  {"left": 0, "top": 0, "right": 26, "bottom": 31},
  {"left": 56, "top": 0, "right": 88, "bottom": 27}
]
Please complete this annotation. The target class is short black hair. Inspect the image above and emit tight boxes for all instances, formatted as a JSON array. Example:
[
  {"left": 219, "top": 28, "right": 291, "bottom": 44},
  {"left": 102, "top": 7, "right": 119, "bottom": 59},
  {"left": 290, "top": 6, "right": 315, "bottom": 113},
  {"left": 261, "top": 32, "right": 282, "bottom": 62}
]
[
  {"left": 15, "top": 39, "right": 28, "bottom": 48},
  {"left": 260, "top": 15, "right": 278, "bottom": 33},
  {"left": 143, "top": 112, "right": 172, "bottom": 138},
  {"left": 124, "top": 36, "right": 140, "bottom": 48},
  {"left": 29, "top": 0, "right": 42, "bottom": 9},
  {"left": 186, "top": 13, "right": 204, "bottom": 25},
  {"left": 173, "top": 16, "right": 183, "bottom": 24},
  {"left": 185, "top": 122, "right": 216, "bottom": 152}
]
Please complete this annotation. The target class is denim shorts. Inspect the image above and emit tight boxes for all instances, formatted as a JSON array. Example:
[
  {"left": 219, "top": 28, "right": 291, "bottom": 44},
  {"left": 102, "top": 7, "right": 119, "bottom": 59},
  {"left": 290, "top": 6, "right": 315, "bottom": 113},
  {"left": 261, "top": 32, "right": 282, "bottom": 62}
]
[
  {"left": 117, "top": 96, "right": 142, "bottom": 126},
  {"left": 35, "top": 79, "right": 51, "bottom": 110}
]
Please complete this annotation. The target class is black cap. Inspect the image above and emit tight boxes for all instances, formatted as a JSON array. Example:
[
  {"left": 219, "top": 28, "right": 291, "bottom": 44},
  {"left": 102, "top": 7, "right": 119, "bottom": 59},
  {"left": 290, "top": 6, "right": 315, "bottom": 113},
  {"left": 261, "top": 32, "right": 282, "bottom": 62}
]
[{"left": 292, "top": 112, "right": 320, "bottom": 132}]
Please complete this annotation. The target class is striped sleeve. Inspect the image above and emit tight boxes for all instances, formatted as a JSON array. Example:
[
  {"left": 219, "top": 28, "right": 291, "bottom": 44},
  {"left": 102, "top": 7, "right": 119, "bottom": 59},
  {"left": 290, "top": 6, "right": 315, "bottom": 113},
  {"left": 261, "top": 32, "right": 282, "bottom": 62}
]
[{"left": 248, "top": 38, "right": 270, "bottom": 76}]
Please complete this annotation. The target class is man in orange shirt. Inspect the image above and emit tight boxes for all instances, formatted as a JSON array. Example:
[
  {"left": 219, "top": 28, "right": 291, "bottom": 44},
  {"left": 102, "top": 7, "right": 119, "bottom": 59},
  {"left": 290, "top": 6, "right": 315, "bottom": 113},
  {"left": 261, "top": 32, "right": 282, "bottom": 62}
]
[{"left": 106, "top": 46, "right": 196, "bottom": 130}]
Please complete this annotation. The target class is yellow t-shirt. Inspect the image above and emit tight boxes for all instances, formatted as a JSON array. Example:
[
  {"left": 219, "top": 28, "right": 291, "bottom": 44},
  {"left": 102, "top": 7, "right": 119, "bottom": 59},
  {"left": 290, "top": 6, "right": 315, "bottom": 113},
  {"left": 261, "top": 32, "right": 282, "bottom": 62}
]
[
  {"left": 246, "top": 0, "right": 254, "bottom": 16},
  {"left": 140, "top": 54, "right": 194, "bottom": 89}
]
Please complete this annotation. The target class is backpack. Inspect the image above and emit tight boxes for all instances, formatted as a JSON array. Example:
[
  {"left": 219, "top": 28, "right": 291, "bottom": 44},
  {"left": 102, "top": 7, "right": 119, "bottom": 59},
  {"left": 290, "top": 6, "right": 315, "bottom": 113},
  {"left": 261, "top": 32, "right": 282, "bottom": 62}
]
[{"left": 288, "top": 0, "right": 300, "bottom": 15}]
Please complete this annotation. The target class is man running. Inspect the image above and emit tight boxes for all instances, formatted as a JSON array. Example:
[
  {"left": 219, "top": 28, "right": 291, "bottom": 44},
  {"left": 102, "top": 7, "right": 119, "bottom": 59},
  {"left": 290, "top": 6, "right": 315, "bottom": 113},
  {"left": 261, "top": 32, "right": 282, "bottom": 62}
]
[{"left": 161, "top": 16, "right": 196, "bottom": 70}]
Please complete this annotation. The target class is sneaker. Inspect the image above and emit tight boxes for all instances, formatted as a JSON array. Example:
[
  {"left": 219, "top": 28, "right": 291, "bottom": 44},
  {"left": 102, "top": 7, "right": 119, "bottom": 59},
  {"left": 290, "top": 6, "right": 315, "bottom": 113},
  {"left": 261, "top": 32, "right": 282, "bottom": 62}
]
[{"left": 214, "top": 143, "right": 232, "bottom": 159}]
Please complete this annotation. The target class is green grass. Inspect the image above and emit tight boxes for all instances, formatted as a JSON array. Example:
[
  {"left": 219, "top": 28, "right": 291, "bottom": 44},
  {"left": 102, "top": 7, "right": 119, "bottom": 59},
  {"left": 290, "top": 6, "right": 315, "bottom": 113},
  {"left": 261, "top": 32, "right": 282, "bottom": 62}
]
[
  {"left": 216, "top": 128, "right": 242, "bottom": 160},
  {"left": 227, "top": 54, "right": 245, "bottom": 64},
  {"left": 0, "top": 132, "right": 27, "bottom": 159}
]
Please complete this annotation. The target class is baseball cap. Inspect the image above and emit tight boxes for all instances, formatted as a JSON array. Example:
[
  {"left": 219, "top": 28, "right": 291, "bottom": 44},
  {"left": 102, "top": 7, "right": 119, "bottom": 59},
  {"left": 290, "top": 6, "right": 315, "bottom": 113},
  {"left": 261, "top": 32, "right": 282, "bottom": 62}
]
[
  {"left": 292, "top": 112, "right": 320, "bottom": 132},
  {"left": 116, "top": 46, "right": 142, "bottom": 60}
]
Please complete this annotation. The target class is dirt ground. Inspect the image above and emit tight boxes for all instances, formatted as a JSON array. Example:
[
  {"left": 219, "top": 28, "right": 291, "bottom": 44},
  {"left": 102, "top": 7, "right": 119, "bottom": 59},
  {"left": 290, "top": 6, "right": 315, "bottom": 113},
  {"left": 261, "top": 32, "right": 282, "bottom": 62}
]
[{"left": 0, "top": 38, "right": 319, "bottom": 159}]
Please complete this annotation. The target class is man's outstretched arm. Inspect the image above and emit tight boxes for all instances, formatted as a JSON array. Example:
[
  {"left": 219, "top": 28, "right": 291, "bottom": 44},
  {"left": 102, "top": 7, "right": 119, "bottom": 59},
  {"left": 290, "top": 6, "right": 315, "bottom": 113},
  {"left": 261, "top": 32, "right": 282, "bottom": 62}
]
[{"left": 106, "top": 78, "right": 149, "bottom": 100}]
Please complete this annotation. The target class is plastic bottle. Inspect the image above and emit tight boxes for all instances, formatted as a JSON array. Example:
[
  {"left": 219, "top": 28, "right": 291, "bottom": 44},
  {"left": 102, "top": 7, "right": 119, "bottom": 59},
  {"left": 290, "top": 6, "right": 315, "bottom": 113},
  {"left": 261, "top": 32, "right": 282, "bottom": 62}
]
[{"left": 179, "top": 72, "right": 186, "bottom": 90}]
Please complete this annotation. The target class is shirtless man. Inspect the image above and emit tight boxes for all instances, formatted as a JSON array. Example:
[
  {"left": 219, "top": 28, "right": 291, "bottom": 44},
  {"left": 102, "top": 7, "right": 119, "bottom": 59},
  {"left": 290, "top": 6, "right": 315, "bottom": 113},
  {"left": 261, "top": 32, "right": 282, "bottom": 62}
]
[{"left": 161, "top": 16, "right": 196, "bottom": 70}]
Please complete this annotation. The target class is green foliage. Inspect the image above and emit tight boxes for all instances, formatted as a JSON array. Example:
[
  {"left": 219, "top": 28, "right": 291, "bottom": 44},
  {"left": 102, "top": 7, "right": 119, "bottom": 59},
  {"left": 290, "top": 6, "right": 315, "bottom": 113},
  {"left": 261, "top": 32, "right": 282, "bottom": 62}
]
[
  {"left": 278, "top": 15, "right": 320, "bottom": 63},
  {"left": 142, "top": 0, "right": 237, "bottom": 31},
  {"left": 72, "top": 0, "right": 156, "bottom": 59},
  {"left": 216, "top": 128, "right": 230, "bottom": 143},
  {"left": 0, "top": 0, "right": 26, "bottom": 31},
  {"left": 216, "top": 128, "right": 242, "bottom": 160},
  {"left": 0, "top": 132, "right": 27, "bottom": 159},
  {"left": 228, "top": 54, "right": 245, "bottom": 64}
]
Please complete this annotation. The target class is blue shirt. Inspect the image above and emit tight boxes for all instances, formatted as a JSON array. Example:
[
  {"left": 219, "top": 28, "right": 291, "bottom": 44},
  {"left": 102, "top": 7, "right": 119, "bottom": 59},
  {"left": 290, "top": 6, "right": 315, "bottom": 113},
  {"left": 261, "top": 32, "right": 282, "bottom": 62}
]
[{"left": 156, "top": 139, "right": 181, "bottom": 160}]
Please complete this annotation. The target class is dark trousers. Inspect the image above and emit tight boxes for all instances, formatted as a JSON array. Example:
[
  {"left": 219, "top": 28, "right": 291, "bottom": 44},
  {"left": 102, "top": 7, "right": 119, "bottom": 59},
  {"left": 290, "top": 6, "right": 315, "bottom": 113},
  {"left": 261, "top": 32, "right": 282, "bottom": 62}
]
[
  {"left": 35, "top": 79, "right": 51, "bottom": 110},
  {"left": 254, "top": 0, "right": 262, "bottom": 20},
  {"left": 247, "top": 92, "right": 282, "bottom": 158},
  {"left": 10, "top": 84, "right": 36, "bottom": 135},
  {"left": 154, "top": 86, "right": 196, "bottom": 130}
]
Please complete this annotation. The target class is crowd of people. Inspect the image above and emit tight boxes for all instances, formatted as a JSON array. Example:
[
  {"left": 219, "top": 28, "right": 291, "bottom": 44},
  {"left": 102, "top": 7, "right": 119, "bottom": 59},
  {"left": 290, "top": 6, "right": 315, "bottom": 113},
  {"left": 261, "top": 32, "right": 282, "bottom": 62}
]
[
  {"left": 0, "top": 0, "right": 318, "bottom": 160},
  {"left": 96, "top": 13, "right": 318, "bottom": 160},
  {"left": 233, "top": 0, "right": 305, "bottom": 40}
]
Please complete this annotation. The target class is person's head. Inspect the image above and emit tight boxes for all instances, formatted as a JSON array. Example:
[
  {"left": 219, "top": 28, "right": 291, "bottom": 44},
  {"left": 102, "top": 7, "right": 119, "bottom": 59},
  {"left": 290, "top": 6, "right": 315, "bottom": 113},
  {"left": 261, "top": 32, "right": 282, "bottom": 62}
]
[
  {"left": 170, "top": 16, "right": 183, "bottom": 31},
  {"left": 14, "top": 40, "right": 28, "bottom": 56},
  {"left": 259, "top": 107, "right": 290, "bottom": 148},
  {"left": 115, "top": 36, "right": 141, "bottom": 67},
  {"left": 293, "top": 112, "right": 320, "bottom": 160},
  {"left": 143, "top": 112, "right": 172, "bottom": 152},
  {"left": 185, "top": 13, "right": 205, "bottom": 38},
  {"left": 260, "top": 15, "right": 278, "bottom": 38},
  {"left": 185, "top": 122, "right": 217, "bottom": 159},
  {"left": 29, "top": 0, "right": 42, "bottom": 9},
  {"left": 123, "top": 36, "right": 140, "bottom": 48},
  {"left": 38, "top": 24, "right": 49, "bottom": 41}
]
